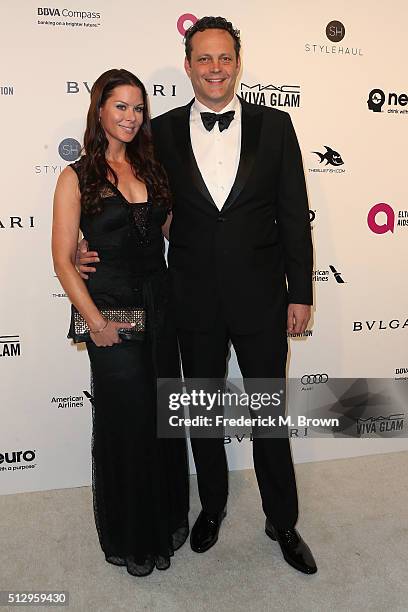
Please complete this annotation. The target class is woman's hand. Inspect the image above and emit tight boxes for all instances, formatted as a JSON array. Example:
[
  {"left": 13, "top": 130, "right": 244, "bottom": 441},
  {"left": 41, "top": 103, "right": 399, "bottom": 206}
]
[{"left": 90, "top": 320, "right": 136, "bottom": 347}]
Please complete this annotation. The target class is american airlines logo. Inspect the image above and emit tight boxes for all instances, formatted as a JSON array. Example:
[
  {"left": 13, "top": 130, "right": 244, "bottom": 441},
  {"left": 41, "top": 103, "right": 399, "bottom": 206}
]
[
  {"left": 240, "top": 83, "right": 301, "bottom": 108},
  {"left": 313, "top": 265, "right": 345, "bottom": 284}
]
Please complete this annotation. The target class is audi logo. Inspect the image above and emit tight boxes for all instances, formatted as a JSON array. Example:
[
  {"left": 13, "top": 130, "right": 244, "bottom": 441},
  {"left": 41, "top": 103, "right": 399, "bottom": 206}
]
[{"left": 301, "top": 374, "right": 328, "bottom": 384}]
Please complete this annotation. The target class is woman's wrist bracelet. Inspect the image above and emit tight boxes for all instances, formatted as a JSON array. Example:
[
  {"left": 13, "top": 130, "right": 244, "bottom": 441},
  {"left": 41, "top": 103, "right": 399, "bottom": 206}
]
[{"left": 90, "top": 319, "right": 108, "bottom": 334}]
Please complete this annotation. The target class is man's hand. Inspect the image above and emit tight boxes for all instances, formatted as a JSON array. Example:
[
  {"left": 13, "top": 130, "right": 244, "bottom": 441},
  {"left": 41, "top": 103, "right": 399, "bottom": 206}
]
[
  {"left": 287, "top": 303, "right": 311, "bottom": 334},
  {"left": 76, "top": 238, "right": 99, "bottom": 280}
]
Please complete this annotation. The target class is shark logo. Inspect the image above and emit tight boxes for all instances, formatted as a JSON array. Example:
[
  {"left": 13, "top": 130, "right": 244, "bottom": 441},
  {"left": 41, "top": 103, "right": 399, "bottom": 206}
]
[{"left": 313, "top": 146, "right": 344, "bottom": 167}]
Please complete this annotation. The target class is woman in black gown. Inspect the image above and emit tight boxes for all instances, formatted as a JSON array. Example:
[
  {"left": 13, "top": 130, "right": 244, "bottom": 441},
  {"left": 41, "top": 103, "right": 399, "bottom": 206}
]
[{"left": 52, "top": 69, "right": 189, "bottom": 576}]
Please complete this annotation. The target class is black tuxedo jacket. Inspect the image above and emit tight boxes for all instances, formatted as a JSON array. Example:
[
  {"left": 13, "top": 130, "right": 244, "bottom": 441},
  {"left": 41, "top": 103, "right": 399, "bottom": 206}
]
[{"left": 152, "top": 98, "right": 313, "bottom": 334}]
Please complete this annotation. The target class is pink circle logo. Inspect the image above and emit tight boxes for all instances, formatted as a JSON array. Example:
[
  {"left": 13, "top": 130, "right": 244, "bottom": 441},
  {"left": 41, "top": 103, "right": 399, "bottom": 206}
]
[
  {"left": 367, "top": 203, "right": 395, "bottom": 234},
  {"left": 177, "top": 13, "right": 198, "bottom": 36}
]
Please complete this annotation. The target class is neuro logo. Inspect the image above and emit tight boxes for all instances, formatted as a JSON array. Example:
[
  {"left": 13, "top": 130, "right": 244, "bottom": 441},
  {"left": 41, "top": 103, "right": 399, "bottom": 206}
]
[
  {"left": 177, "top": 13, "right": 198, "bottom": 36},
  {"left": 367, "top": 89, "right": 386, "bottom": 112},
  {"left": 367, "top": 203, "right": 395, "bottom": 234},
  {"left": 58, "top": 138, "right": 81, "bottom": 162},
  {"left": 326, "top": 20, "right": 345, "bottom": 43},
  {"left": 313, "top": 146, "right": 344, "bottom": 167},
  {"left": 329, "top": 266, "right": 345, "bottom": 283}
]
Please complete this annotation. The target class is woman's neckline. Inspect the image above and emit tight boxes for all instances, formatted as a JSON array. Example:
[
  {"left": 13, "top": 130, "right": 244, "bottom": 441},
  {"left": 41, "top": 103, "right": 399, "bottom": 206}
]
[{"left": 106, "top": 178, "right": 150, "bottom": 206}]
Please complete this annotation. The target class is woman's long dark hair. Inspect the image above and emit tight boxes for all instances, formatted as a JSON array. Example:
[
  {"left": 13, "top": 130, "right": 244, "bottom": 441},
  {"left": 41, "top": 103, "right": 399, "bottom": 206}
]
[{"left": 79, "top": 68, "right": 171, "bottom": 214}]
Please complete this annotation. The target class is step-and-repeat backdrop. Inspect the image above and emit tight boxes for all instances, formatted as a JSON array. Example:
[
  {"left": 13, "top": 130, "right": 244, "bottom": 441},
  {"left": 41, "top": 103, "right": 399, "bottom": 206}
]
[{"left": 1, "top": 1, "right": 407, "bottom": 494}]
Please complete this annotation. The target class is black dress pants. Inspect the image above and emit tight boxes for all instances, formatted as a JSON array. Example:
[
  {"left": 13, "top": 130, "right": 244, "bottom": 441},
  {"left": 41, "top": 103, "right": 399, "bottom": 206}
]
[{"left": 178, "top": 315, "right": 299, "bottom": 530}]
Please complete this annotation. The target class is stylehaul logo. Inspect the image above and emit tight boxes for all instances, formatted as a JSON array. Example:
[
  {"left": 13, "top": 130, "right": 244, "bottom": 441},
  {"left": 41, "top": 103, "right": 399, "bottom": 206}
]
[
  {"left": 0, "top": 450, "right": 37, "bottom": 472},
  {"left": 367, "top": 203, "right": 408, "bottom": 234},
  {"left": 305, "top": 20, "right": 363, "bottom": 57},
  {"left": 34, "top": 138, "right": 81, "bottom": 175},
  {"left": 240, "top": 84, "right": 300, "bottom": 108},
  {"left": 37, "top": 7, "right": 101, "bottom": 29},
  {"left": 367, "top": 89, "right": 408, "bottom": 115},
  {"left": 0, "top": 335, "right": 20, "bottom": 358}
]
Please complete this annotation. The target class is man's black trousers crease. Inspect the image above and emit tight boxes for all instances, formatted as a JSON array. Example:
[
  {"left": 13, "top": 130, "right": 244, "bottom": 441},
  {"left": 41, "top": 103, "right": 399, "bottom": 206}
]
[{"left": 177, "top": 315, "right": 299, "bottom": 530}]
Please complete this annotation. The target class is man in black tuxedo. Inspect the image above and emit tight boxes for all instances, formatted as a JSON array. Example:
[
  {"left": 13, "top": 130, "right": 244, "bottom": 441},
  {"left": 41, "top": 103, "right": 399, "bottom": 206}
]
[
  {"left": 151, "top": 16, "right": 316, "bottom": 574},
  {"left": 80, "top": 16, "right": 316, "bottom": 574}
]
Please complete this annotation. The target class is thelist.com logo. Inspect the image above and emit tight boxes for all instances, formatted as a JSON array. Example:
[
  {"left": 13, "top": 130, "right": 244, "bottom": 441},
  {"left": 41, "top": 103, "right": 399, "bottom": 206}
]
[{"left": 367, "top": 203, "right": 408, "bottom": 234}]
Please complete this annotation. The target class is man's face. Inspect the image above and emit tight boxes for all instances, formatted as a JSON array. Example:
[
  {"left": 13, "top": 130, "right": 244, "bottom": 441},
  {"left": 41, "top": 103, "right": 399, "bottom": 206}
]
[{"left": 184, "top": 28, "right": 241, "bottom": 111}]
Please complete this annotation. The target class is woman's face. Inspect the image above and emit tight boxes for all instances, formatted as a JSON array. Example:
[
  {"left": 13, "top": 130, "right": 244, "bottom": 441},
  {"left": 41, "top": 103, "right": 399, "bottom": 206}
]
[{"left": 99, "top": 84, "right": 144, "bottom": 146}]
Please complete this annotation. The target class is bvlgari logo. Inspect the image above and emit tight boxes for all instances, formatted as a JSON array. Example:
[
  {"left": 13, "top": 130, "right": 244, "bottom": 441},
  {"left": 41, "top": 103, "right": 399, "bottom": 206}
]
[
  {"left": 240, "top": 83, "right": 300, "bottom": 108},
  {"left": 353, "top": 319, "right": 408, "bottom": 332},
  {"left": 66, "top": 81, "right": 177, "bottom": 97},
  {"left": 0, "top": 217, "right": 35, "bottom": 229}
]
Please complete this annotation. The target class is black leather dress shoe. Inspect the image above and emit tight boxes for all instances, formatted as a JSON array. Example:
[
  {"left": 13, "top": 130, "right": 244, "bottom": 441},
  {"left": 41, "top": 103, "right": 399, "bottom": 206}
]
[
  {"left": 265, "top": 519, "right": 317, "bottom": 574},
  {"left": 190, "top": 509, "right": 226, "bottom": 553}
]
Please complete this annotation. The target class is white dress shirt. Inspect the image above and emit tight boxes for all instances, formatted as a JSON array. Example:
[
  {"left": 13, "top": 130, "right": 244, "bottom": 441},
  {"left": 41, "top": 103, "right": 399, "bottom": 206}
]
[{"left": 190, "top": 95, "right": 241, "bottom": 210}]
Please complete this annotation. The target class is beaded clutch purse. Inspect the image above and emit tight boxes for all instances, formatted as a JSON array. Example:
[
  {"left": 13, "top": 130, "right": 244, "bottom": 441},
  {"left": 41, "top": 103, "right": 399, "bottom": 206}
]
[{"left": 68, "top": 305, "right": 146, "bottom": 343}]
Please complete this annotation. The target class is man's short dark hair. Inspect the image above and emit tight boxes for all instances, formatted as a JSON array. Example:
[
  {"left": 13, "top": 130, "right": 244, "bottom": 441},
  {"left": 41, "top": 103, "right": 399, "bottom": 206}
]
[{"left": 184, "top": 16, "right": 241, "bottom": 62}]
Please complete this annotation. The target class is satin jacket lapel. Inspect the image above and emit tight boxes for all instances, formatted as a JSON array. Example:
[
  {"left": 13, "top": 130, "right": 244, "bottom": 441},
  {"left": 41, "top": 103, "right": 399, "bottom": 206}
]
[
  {"left": 171, "top": 99, "right": 218, "bottom": 209},
  {"left": 221, "top": 99, "right": 263, "bottom": 213}
]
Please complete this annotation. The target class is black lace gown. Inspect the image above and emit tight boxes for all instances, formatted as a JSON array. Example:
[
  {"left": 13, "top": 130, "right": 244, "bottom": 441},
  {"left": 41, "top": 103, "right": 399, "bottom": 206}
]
[{"left": 70, "top": 160, "right": 189, "bottom": 576}]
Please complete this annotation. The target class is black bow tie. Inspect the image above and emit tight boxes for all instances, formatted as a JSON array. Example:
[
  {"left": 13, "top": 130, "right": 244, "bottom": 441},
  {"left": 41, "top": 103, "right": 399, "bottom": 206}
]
[{"left": 200, "top": 110, "right": 235, "bottom": 132}]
